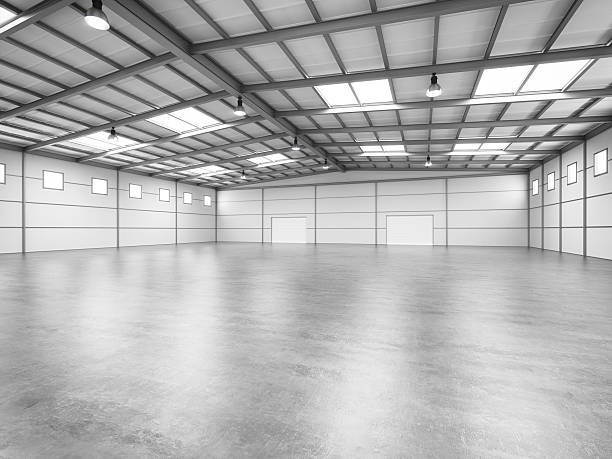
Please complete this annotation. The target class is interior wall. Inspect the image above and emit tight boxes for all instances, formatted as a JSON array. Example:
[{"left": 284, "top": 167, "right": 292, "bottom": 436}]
[
  {"left": 529, "top": 126, "right": 612, "bottom": 260},
  {"left": 217, "top": 173, "right": 528, "bottom": 247},
  {"left": 0, "top": 148, "right": 215, "bottom": 253}
]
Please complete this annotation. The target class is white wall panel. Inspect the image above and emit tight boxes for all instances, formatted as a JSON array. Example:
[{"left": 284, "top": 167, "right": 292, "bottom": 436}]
[
  {"left": 378, "top": 179, "right": 444, "bottom": 195},
  {"left": 543, "top": 204, "right": 560, "bottom": 228},
  {"left": 218, "top": 214, "right": 262, "bottom": 229},
  {"left": 586, "top": 227, "right": 612, "bottom": 260},
  {"left": 217, "top": 189, "right": 261, "bottom": 202},
  {"left": 448, "top": 175, "right": 526, "bottom": 192},
  {"left": 587, "top": 193, "right": 612, "bottom": 226},
  {"left": 448, "top": 209, "right": 527, "bottom": 228},
  {"left": 543, "top": 228, "right": 560, "bottom": 251},
  {"left": 0, "top": 228, "right": 21, "bottom": 254},
  {"left": 27, "top": 203, "right": 116, "bottom": 228},
  {"left": 218, "top": 228, "right": 261, "bottom": 242},
  {"left": 177, "top": 213, "right": 215, "bottom": 229},
  {"left": 317, "top": 213, "right": 374, "bottom": 228},
  {"left": 316, "top": 228, "right": 374, "bottom": 244},
  {"left": 265, "top": 186, "right": 314, "bottom": 200},
  {"left": 378, "top": 211, "right": 446, "bottom": 228},
  {"left": 317, "top": 196, "right": 375, "bottom": 213},
  {"left": 263, "top": 214, "right": 314, "bottom": 229},
  {"left": 530, "top": 229, "right": 542, "bottom": 248},
  {"left": 317, "top": 182, "right": 374, "bottom": 198},
  {"left": 561, "top": 200, "right": 583, "bottom": 227},
  {"left": 119, "top": 209, "right": 174, "bottom": 228},
  {"left": 217, "top": 200, "right": 262, "bottom": 215},
  {"left": 562, "top": 228, "right": 583, "bottom": 256},
  {"left": 26, "top": 228, "right": 116, "bottom": 252},
  {"left": 119, "top": 228, "right": 175, "bottom": 247},
  {"left": 448, "top": 190, "right": 526, "bottom": 210},
  {"left": 264, "top": 198, "right": 314, "bottom": 214},
  {"left": 0, "top": 201, "right": 21, "bottom": 227},
  {"left": 377, "top": 194, "right": 445, "bottom": 212},
  {"left": 178, "top": 228, "right": 215, "bottom": 243},
  {"left": 449, "top": 228, "right": 527, "bottom": 246}
]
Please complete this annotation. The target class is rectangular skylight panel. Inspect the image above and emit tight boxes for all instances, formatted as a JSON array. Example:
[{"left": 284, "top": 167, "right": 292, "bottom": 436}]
[
  {"left": 171, "top": 107, "right": 219, "bottom": 128},
  {"left": 360, "top": 152, "right": 409, "bottom": 157},
  {"left": 248, "top": 153, "right": 289, "bottom": 165},
  {"left": 315, "top": 83, "right": 358, "bottom": 107},
  {"left": 0, "top": 6, "right": 16, "bottom": 26},
  {"left": 382, "top": 144, "right": 405, "bottom": 152},
  {"left": 351, "top": 79, "right": 393, "bottom": 104},
  {"left": 255, "top": 159, "right": 296, "bottom": 167},
  {"left": 475, "top": 65, "right": 533, "bottom": 96},
  {"left": 520, "top": 60, "right": 590, "bottom": 92},
  {"left": 360, "top": 145, "right": 383, "bottom": 152},
  {"left": 454, "top": 143, "right": 482, "bottom": 150},
  {"left": 198, "top": 165, "right": 228, "bottom": 177},
  {"left": 480, "top": 142, "right": 510, "bottom": 150},
  {"left": 147, "top": 114, "right": 195, "bottom": 133},
  {"left": 71, "top": 136, "right": 115, "bottom": 151}
]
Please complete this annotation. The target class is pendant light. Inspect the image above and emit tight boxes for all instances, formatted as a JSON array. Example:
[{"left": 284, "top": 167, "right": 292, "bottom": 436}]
[
  {"left": 234, "top": 96, "right": 246, "bottom": 116},
  {"left": 240, "top": 170, "right": 246, "bottom": 180},
  {"left": 425, "top": 73, "right": 442, "bottom": 98},
  {"left": 85, "top": 0, "right": 110, "bottom": 31},
  {"left": 291, "top": 137, "right": 300, "bottom": 151},
  {"left": 107, "top": 127, "right": 118, "bottom": 141},
  {"left": 322, "top": 159, "right": 329, "bottom": 170},
  {"left": 425, "top": 155, "right": 433, "bottom": 167}
]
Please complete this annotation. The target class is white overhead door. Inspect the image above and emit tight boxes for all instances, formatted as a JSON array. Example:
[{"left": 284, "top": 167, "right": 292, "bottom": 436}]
[
  {"left": 386, "top": 215, "right": 434, "bottom": 245},
  {"left": 271, "top": 217, "right": 307, "bottom": 243}
]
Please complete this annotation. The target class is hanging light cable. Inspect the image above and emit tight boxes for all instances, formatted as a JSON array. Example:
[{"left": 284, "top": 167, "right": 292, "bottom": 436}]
[
  {"left": 425, "top": 73, "right": 442, "bottom": 98},
  {"left": 107, "top": 127, "right": 118, "bottom": 141},
  {"left": 85, "top": 0, "right": 110, "bottom": 31},
  {"left": 234, "top": 96, "right": 246, "bottom": 116},
  {"left": 291, "top": 137, "right": 300, "bottom": 151}
]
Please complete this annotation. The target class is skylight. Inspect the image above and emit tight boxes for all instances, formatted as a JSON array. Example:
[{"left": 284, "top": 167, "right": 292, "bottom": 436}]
[
  {"left": 351, "top": 80, "right": 393, "bottom": 104},
  {"left": 480, "top": 142, "right": 510, "bottom": 150},
  {"left": 189, "top": 165, "right": 228, "bottom": 177},
  {"left": 454, "top": 143, "right": 482, "bottom": 150},
  {"left": 315, "top": 79, "right": 393, "bottom": 107},
  {"left": 475, "top": 65, "right": 533, "bottom": 96},
  {"left": 0, "top": 6, "right": 16, "bottom": 26},
  {"left": 147, "top": 108, "right": 219, "bottom": 133},
  {"left": 70, "top": 131, "right": 138, "bottom": 151},
  {"left": 520, "top": 60, "right": 590, "bottom": 92},
  {"left": 248, "top": 153, "right": 296, "bottom": 167},
  {"left": 359, "top": 144, "right": 407, "bottom": 156},
  {"left": 315, "top": 83, "right": 358, "bottom": 107},
  {"left": 360, "top": 145, "right": 383, "bottom": 152}
]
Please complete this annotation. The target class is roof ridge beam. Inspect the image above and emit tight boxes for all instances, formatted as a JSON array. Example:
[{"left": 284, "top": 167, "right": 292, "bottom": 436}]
[
  {"left": 191, "top": 0, "right": 534, "bottom": 54},
  {"left": 318, "top": 136, "right": 583, "bottom": 147},
  {"left": 244, "top": 46, "right": 612, "bottom": 93}
]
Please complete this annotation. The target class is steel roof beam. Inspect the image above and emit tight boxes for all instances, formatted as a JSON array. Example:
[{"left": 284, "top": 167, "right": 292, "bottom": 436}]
[
  {"left": 0, "top": 0, "right": 73, "bottom": 40},
  {"left": 191, "top": 0, "right": 534, "bottom": 54},
  {"left": 119, "top": 133, "right": 289, "bottom": 170},
  {"left": 297, "top": 116, "right": 612, "bottom": 134},
  {"left": 275, "top": 88, "right": 612, "bottom": 117},
  {"left": 244, "top": 45, "right": 612, "bottom": 93},
  {"left": 0, "top": 53, "right": 175, "bottom": 122},
  {"left": 328, "top": 150, "right": 558, "bottom": 156},
  {"left": 25, "top": 91, "right": 230, "bottom": 152},
  {"left": 103, "top": 0, "right": 345, "bottom": 172}
]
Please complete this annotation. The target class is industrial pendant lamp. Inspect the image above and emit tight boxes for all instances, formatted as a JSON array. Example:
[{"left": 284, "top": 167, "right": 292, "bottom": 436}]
[
  {"left": 425, "top": 155, "right": 433, "bottom": 167},
  {"left": 291, "top": 137, "right": 300, "bottom": 151},
  {"left": 234, "top": 96, "right": 246, "bottom": 116},
  {"left": 107, "top": 126, "right": 118, "bottom": 141},
  {"left": 85, "top": 0, "right": 110, "bottom": 31},
  {"left": 240, "top": 170, "right": 246, "bottom": 180},
  {"left": 322, "top": 159, "right": 329, "bottom": 170},
  {"left": 425, "top": 73, "right": 442, "bottom": 98}
]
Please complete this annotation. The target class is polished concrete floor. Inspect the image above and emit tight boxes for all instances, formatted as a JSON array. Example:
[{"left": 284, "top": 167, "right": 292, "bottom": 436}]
[{"left": 1, "top": 244, "right": 611, "bottom": 458}]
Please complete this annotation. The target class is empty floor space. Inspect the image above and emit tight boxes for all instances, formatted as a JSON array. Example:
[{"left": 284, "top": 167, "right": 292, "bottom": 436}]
[{"left": 1, "top": 244, "right": 611, "bottom": 457}]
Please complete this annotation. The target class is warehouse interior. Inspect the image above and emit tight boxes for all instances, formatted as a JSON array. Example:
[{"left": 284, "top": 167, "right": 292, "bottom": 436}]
[{"left": 1, "top": 0, "right": 611, "bottom": 456}]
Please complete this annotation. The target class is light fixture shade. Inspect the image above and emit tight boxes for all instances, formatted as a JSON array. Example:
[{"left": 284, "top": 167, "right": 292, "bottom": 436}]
[
  {"left": 108, "top": 127, "right": 118, "bottom": 141},
  {"left": 234, "top": 96, "right": 246, "bottom": 116},
  {"left": 85, "top": 1, "right": 110, "bottom": 30},
  {"left": 240, "top": 170, "right": 246, "bottom": 179},
  {"left": 426, "top": 73, "right": 442, "bottom": 98},
  {"left": 425, "top": 155, "right": 433, "bottom": 167},
  {"left": 291, "top": 136, "right": 300, "bottom": 151},
  {"left": 322, "top": 159, "right": 330, "bottom": 170}
]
